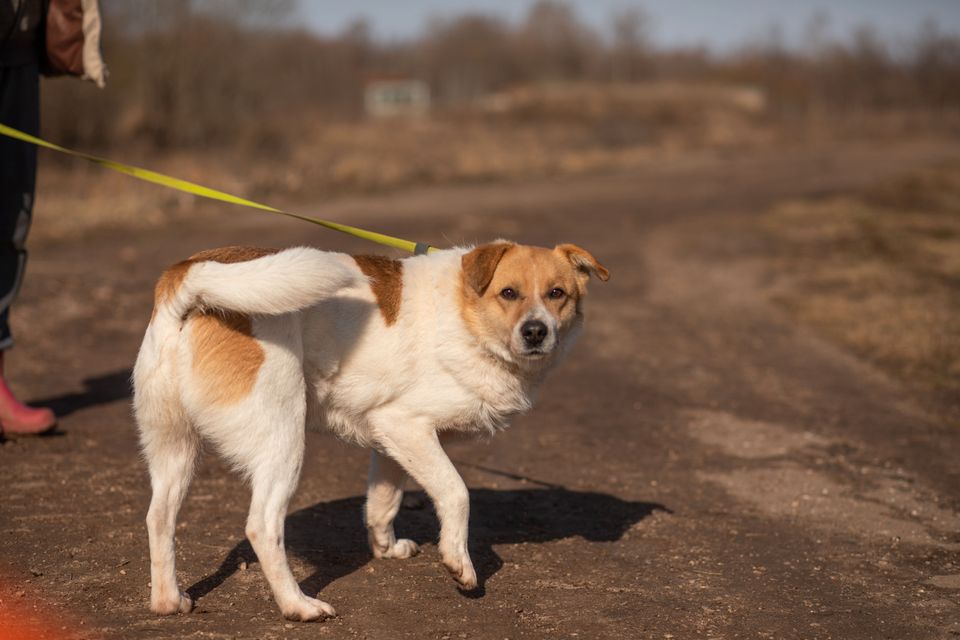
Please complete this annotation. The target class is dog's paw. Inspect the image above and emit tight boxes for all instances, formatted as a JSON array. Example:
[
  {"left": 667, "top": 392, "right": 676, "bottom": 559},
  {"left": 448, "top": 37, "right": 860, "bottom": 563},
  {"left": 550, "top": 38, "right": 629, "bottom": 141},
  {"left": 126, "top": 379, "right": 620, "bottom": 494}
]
[
  {"left": 441, "top": 554, "right": 478, "bottom": 590},
  {"left": 369, "top": 530, "right": 421, "bottom": 559},
  {"left": 151, "top": 590, "right": 193, "bottom": 615},
  {"left": 281, "top": 595, "right": 336, "bottom": 622},
  {"left": 374, "top": 538, "right": 420, "bottom": 560}
]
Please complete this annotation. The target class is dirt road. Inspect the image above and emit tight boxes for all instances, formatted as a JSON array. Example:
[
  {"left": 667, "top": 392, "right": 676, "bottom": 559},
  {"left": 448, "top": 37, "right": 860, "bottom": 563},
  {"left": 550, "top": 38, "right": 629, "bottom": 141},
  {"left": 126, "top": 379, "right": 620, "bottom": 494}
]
[{"left": 1, "top": 139, "right": 959, "bottom": 639}]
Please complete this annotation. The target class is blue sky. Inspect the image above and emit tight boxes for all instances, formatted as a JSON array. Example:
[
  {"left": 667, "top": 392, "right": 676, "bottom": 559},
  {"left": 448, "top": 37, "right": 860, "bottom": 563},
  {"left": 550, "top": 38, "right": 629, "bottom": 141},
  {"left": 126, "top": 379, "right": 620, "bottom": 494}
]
[{"left": 297, "top": 0, "right": 960, "bottom": 50}]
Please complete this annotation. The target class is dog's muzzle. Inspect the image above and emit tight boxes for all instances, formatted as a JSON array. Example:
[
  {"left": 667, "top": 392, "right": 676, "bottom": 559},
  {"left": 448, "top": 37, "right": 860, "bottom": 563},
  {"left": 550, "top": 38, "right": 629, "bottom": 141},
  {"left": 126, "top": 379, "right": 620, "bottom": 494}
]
[
  {"left": 514, "top": 318, "right": 556, "bottom": 358},
  {"left": 520, "top": 320, "right": 548, "bottom": 348}
]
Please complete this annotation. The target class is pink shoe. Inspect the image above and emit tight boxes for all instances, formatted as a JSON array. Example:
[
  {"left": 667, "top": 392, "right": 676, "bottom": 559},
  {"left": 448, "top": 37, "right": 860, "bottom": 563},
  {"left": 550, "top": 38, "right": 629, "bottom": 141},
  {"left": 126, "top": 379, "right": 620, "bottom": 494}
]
[{"left": 0, "top": 352, "right": 56, "bottom": 435}]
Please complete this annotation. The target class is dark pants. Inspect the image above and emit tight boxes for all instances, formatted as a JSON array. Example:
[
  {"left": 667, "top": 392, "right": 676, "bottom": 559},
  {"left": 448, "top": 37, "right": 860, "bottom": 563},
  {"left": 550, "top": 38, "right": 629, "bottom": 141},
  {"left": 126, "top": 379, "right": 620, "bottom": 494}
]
[{"left": 0, "top": 62, "right": 39, "bottom": 351}]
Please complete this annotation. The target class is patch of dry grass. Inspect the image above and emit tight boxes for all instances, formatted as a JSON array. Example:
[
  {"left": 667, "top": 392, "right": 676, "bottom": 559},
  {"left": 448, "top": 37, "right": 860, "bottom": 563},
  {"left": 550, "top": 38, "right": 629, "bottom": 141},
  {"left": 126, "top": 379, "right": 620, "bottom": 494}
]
[
  {"left": 762, "top": 163, "right": 960, "bottom": 414},
  {"left": 32, "top": 87, "right": 772, "bottom": 243}
]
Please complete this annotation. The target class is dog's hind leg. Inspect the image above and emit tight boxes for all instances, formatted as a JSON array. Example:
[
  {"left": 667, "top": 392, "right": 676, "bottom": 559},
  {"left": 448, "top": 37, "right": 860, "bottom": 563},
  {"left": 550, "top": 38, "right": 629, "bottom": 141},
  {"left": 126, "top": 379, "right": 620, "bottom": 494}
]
[
  {"left": 365, "top": 451, "right": 420, "bottom": 559},
  {"left": 243, "top": 420, "right": 335, "bottom": 622},
  {"left": 143, "top": 425, "right": 198, "bottom": 615}
]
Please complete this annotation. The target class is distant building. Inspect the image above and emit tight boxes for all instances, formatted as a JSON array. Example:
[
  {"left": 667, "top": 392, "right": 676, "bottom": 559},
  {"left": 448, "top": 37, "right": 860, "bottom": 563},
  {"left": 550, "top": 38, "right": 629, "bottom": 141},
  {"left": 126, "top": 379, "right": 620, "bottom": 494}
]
[{"left": 364, "top": 78, "right": 431, "bottom": 118}]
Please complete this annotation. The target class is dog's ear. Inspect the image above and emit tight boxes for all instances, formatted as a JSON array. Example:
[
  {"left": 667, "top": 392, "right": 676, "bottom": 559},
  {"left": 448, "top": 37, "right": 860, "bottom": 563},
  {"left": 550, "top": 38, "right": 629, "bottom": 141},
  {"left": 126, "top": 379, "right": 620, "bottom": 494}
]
[
  {"left": 462, "top": 242, "right": 514, "bottom": 296},
  {"left": 555, "top": 244, "right": 610, "bottom": 283}
]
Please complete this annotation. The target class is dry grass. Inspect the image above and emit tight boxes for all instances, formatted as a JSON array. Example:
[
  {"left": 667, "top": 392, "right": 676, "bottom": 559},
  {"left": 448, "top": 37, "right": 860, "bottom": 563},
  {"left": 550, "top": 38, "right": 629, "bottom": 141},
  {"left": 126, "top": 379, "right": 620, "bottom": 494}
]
[
  {"left": 32, "top": 84, "right": 774, "bottom": 242},
  {"left": 761, "top": 163, "right": 960, "bottom": 415}
]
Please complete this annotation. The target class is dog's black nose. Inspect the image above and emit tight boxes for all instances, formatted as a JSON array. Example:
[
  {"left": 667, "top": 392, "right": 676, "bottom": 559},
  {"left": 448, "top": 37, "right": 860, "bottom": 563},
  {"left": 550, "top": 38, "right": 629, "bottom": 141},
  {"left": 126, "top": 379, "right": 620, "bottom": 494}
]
[{"left": 521, "top": 320, "right": 548, "bottom": 347}]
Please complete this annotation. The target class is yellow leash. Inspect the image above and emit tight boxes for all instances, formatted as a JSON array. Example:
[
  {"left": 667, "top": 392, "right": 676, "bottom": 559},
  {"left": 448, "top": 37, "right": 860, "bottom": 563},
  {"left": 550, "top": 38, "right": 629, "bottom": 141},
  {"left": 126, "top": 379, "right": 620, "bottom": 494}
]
[{"left": 0, "top": 122, "right": 436, "bottom": 255}]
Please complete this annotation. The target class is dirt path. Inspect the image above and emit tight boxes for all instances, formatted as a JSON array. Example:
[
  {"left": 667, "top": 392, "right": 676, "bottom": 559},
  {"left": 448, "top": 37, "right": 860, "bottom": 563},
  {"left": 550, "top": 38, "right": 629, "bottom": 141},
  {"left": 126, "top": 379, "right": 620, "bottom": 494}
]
[{"left": 1, "top": 139, "right": 959, "bottom": 639}]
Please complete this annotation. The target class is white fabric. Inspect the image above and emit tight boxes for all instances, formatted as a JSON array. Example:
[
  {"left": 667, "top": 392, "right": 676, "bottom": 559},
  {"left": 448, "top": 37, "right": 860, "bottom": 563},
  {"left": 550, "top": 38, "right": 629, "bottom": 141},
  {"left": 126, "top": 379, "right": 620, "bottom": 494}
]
[{"left": 80, "top": 0, "right": 106, "bottom": 88}]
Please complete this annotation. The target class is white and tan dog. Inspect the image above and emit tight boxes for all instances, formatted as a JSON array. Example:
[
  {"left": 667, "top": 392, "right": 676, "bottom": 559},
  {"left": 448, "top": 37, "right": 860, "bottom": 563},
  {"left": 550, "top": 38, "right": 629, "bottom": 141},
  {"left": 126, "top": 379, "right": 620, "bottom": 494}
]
[{"left": 133, "top": 241, "right": 608, "bottom": 621}]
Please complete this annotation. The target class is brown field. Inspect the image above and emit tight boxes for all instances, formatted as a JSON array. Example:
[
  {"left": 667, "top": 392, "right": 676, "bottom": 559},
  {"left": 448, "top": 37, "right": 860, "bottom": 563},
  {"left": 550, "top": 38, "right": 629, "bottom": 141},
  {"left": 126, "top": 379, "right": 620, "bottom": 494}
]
[
  {"left": 761, "top": 163, "right": 960, "bottom": 420},
  {"left": 34, "top": 81, "right": 780, "bottom": 241}
]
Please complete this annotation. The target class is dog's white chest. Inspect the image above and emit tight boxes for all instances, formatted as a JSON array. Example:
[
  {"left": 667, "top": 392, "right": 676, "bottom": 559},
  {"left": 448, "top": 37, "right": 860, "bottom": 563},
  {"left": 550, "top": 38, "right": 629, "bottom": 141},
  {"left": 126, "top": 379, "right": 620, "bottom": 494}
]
[{"left": 313, "top": 355, "right": 534, "bottom": 442}]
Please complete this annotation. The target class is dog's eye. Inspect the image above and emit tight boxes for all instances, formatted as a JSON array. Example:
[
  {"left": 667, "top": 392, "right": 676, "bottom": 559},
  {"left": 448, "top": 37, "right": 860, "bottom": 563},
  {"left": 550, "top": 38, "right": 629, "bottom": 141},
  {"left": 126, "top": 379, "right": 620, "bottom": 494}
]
[
  {"left": 548, "top": 288, "right": 566, "bottom": 299},
  {"left": 500, "top": 287, "right": 518, "bottom": 300}
]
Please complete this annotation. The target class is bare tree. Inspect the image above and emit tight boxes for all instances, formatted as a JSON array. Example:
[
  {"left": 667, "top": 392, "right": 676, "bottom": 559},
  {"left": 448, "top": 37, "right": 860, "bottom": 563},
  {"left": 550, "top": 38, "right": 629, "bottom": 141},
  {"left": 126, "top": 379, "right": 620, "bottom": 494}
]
[{"left": 610, "top": 7, "right": 652, "bottom": 81}]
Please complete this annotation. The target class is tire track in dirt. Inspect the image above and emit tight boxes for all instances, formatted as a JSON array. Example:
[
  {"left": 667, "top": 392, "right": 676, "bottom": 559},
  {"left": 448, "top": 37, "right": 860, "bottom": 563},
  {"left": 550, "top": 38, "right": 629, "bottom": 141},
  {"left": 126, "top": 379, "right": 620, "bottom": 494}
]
[{"left": 637, "top": 220, "right": 960, "bottom": 637}]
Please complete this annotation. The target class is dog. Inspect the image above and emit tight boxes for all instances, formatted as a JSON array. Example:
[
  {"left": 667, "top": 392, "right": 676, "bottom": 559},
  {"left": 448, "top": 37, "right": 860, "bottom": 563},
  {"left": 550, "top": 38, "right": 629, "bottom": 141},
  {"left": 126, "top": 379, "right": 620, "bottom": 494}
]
[{"left": 133, "top": 240, "right": 609, "bottom": 621}]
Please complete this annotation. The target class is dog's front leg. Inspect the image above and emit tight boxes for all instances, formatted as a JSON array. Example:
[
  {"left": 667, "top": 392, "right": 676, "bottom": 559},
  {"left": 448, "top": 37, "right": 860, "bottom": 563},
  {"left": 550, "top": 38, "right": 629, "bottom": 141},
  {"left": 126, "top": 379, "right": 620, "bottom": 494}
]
[
  {"left": 372, "top": 413, "right": 477, "bottom": 590},
  {"left": 365, "top": 450, "right": 420, "bottom": 559}
]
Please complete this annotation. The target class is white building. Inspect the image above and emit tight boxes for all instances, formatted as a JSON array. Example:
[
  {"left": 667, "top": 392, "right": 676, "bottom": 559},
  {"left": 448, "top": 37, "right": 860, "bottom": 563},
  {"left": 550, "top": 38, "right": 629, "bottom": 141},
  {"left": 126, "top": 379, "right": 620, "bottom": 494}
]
[{"left": 364, "top": 78, "right": 431, "bottom": 118}]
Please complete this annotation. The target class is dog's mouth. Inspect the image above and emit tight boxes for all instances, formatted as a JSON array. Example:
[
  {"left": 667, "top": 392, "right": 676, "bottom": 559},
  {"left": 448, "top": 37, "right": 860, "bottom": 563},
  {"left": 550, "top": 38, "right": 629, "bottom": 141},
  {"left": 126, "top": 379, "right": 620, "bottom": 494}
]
[{"left": 518, "top": 347, "right": 549, "bottom": 359}]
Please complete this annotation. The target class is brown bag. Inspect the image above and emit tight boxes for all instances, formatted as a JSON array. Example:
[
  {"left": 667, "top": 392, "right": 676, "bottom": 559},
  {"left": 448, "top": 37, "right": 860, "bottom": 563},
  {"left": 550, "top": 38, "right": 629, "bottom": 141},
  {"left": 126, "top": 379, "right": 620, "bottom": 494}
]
[{"left": 43, "top": 0, "right": 85, "bottom": 77}]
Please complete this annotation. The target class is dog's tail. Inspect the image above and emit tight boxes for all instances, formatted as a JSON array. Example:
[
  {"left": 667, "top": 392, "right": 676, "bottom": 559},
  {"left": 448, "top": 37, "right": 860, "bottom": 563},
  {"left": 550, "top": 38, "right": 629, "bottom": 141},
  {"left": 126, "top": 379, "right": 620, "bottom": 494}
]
[{"left": 153, "top": 247, "right": 362, "bottom": 322}]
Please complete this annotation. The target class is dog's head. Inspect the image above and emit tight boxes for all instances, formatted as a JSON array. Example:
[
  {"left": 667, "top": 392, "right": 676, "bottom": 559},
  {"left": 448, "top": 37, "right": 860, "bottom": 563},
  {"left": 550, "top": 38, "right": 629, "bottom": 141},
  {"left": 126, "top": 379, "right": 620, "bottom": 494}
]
[{"left": 459, "top": 241, "right": 609, "bottom": 365}]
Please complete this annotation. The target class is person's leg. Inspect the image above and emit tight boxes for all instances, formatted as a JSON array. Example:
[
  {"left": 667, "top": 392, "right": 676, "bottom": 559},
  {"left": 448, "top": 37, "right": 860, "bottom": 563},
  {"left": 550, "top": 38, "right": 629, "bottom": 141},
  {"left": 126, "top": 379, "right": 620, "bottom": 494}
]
[{"left": 0, "top": 62, "right": 55, "bottom": 434}]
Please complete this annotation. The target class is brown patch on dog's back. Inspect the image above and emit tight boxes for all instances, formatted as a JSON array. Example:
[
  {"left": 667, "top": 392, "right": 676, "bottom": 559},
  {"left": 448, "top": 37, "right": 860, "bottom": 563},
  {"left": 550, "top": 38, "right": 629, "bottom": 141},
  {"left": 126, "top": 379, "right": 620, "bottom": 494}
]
[
  {"left": 152, "top": 246, "right": 281, "bottom": 319},
  {"left": 154, "top": 261, "right": 192, "bottom": 312},
  {"left": 189, "top": 246, "right": 281, "bottom": 265},
  {"left": 190, "top": 311, "right": 265, "bottom": 406},
  {"left": 353, "top": 255, "right": 403, "bottom": 325}
]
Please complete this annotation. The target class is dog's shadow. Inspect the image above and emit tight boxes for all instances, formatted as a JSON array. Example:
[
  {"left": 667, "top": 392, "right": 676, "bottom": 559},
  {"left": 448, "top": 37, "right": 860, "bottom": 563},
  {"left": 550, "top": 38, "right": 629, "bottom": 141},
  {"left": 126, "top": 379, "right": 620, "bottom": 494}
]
[
  {"left": 187, "top": 486, "right": 667, "bottom": 601},
  {"left": 27, "top": 369, "right": 132, "bottom": 418}
]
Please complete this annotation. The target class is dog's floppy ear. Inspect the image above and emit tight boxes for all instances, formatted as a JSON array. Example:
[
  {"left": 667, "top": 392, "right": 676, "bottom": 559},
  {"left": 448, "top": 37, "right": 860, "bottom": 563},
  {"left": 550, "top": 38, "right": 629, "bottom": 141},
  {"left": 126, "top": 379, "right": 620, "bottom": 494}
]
[
  {"left": 462, "top": 242, "right": 514, "bottom": 296},
  {"left": 555, "top": 244, "right": 610, "bottom": 283}
]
